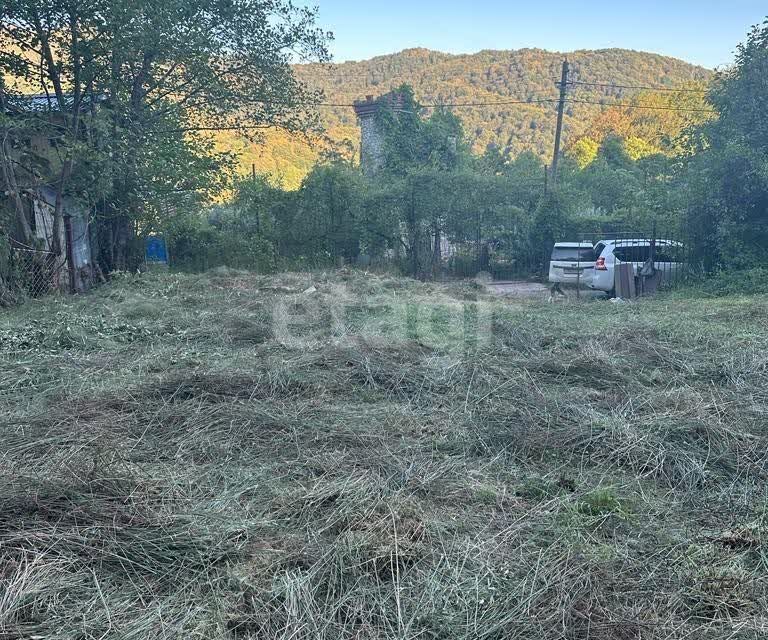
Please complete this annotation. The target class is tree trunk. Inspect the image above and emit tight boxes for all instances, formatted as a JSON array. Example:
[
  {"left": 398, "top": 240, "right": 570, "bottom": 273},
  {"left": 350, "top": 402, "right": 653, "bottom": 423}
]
[
  {"left": 0, "top": 135, "right": 33, "bottom": 244},
  {"left": 50, "top": 159, "right": 74, "bottom": 258},
  {"left": 0, "top": 81, "right": 33, "bottom": 244},
  {"left": 407, "top": 183, "right": 420, "bottom": 278},
  {"left": 112, "top": 213, "right": 135, "bottom": 271}
]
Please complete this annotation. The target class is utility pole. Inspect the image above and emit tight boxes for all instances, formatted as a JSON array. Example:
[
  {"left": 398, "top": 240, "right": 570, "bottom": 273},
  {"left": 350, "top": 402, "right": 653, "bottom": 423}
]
[{"left": 550, "top": 59, "right": 569, "bottom": 186}]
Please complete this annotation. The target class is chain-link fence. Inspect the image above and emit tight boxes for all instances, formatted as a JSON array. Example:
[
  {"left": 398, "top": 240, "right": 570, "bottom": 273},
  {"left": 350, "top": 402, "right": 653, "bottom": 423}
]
[{"left": 1, "top": 240, "right": 68, "bottom": 305}]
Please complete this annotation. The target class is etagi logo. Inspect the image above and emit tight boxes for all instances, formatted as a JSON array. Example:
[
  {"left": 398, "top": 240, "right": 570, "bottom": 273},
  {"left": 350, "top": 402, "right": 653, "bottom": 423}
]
[{"left": 271, "top": 284, "right": 497, "bottom": 350}]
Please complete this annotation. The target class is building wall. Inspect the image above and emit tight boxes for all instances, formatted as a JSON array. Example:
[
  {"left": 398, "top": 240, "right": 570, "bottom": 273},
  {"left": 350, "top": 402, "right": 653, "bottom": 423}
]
[{"left": 359, "top": 115, "right": 385, "bottom": 177}]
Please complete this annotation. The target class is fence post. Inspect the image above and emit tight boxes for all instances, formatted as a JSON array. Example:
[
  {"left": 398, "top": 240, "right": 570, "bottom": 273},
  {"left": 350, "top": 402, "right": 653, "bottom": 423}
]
[{"left": 64, "top": 214, "right": 77, "bottom": 293}]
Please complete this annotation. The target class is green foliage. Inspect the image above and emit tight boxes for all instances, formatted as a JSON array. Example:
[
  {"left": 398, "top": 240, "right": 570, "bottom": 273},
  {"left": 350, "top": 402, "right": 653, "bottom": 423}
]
[
  {"left": 166, "top": 211, "right": 277, "bottom": 273},
  {"left": 684, "top": 19, "right": 768, "bottom": 270},
  {"left": 182, "top": 79, "right": 701, "bottom": 279},
  {"left": 153, "top": 17, "right": 768, "bottom": 285},
  {"left": 278, "top": 161, "right": 366, "bottom": 263},
  {"left": 624, "top": 135, "right": 661, "bottom": 161},
  {"left": 226, "top": 47, "right": 711, "bottom": 182},
  {"left": 529, "top": 191, "right": 573, "bottom": 271},
  {"left": 686, "top": 268, "right": 768, "bottom": 297},
  {"left": 569, "top": 137, "right": 600, "bottom": 169},
  {"left": 575, "top": 488, "right": 632, "bottom": 519},
  {"left": 1, "top": 0, "right": 331, "bottom": 269},
  {"left": 302, "top": 47, "right": 710, "bottom": 155}
]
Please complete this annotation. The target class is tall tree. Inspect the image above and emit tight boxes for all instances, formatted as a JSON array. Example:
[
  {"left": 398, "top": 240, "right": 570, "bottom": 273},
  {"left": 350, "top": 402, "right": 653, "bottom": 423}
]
[
  {"left": 0, "top": 0, "right": 331, "bottom": 268},
  {"left": 686, "top": 19, "right": 768, "bottom": 268}
]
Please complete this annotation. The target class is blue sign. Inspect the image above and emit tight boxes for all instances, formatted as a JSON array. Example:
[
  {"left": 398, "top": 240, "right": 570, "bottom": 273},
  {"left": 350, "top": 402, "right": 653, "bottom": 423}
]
[{"left": 145, "top": 236, "right": 168, "bottom": 264}]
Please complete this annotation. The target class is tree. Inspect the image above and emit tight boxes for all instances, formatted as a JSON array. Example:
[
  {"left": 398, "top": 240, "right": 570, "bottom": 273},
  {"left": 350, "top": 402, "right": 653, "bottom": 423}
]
[
  {"left": 575, "top": 137, "right": 641, "bottom": 215},
  {"left": 568, "top": 137, "right": 600, "bottom": 169},
  {"left": 530, "top": 191, "right": 573, "bottom": 274},
  {"left": 579, "top": 85, "right": 713, "bottom": 156},
  {"left": 0, "top": 0, "right": 331, "bottom": 268},
  {"left": 686, "top": 19, "right": 768, "bottom": 269},
  {"left": 276, "top": 161, "right": 364, "bottom": 264},
  {"left": 365, "top": 86, "right": 474, "bottom": 276}
]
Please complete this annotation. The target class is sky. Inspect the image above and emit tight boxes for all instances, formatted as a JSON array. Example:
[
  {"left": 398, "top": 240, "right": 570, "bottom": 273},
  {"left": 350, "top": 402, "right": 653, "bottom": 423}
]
[{"left": 307, "top": 0, "right": 767, "bottom": 69}]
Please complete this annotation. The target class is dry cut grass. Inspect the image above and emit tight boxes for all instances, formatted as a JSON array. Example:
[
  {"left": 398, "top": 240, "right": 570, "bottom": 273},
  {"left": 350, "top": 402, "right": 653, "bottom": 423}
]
[{"left": 1, "top": 268, "right": 767, "bottom": 639}]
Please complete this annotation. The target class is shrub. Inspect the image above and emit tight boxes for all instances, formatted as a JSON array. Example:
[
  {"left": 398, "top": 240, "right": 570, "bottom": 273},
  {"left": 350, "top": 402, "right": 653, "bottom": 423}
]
[{"left": 688, "top": 268, "right": 768, "bottom": 297}]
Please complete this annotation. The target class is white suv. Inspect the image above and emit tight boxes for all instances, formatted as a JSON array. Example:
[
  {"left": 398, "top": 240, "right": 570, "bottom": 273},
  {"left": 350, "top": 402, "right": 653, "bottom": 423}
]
[
  {"left": 590, "top": 239, "right": 684, "bottom": 295},
  {"left": 548, "top": 242, "right": 596, "bottom": 286}
]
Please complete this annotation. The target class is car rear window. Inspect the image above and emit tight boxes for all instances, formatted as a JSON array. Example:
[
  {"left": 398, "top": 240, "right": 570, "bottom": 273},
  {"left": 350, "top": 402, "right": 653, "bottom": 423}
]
[{"left": 551, "top": 247, "right": 595, "bottom": 262}]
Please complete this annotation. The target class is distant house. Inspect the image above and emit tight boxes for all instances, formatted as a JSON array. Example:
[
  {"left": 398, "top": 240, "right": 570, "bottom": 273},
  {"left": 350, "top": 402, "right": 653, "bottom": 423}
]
[
  {"left": 30, "top": 186, "right": 94, "bottom": 291},
  {"left": 1, "top": 92, "right": 100, "bottom": 292}
]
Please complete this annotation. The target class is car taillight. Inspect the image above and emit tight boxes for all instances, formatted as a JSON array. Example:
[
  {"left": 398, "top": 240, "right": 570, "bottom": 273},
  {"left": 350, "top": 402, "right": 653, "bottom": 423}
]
[{"left": 595, "top": 257, "right": 607, "bottom": 271}]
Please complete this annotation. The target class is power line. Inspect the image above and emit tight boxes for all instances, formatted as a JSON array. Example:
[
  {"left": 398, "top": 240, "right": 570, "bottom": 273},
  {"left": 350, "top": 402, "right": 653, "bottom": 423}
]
[
  {"left": 311, "top": 97, "right": 715, "bottom": 113},
  {"left": 565, "top": 98, "right": 717, "bottom": 113},
  {"left": 413, "top": 98, "right": 560, "bottom": 108},
  {"left": 567, "top": 80, "right": 708, "bottom": 93},
  {"left": 297, "top": 74, "right": 710, "bottom": 93},
  {"left": 159, "top": 93, "right": 716, "bottom": 133},
  {"left": 310, "top": 97, "right": 561, "bottom": 108}
]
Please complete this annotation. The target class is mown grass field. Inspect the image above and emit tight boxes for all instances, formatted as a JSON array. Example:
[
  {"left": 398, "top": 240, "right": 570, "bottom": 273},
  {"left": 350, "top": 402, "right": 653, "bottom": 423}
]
[{"left": 1, "top": 269, "right": 767, "bottom": 639}]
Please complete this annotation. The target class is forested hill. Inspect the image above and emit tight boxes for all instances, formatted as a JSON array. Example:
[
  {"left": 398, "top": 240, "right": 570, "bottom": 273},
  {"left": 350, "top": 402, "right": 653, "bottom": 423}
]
[{"left": 233, "top": 48, "right": 711, "bottom": 186}]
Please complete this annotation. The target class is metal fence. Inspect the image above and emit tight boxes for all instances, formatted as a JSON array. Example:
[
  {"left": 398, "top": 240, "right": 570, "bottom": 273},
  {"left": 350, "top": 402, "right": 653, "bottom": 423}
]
[
  {"left": 1, "top": 240, "right": 68, "bottom": 305},
  {"left": 1, "top": 220, "right": 699, "bottom": 305},
  {"left": 550, "top": 226, "right": 696, "bottom": 299},
  {"left": 167, "top": 221, "right": 699, "bottom": 299},
  {"left": 407, "top": 224, "right": 695, "bottom": 290}
]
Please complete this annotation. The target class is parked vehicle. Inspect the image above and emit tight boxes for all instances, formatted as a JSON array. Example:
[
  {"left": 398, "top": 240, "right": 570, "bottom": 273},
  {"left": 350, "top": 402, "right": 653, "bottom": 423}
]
[
  {"left": 548, "top": 242, "right": 596, "bottom": 286},
  {"left": 590, "top": 239, "right": 685, "bottom": 295}
]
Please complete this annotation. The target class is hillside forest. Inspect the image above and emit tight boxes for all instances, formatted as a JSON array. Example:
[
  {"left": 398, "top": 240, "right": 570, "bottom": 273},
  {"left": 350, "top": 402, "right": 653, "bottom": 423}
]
[
  {"left": 239, "top": 47, "right": 712, "bottom": 186},
  {"left": 0, "top": 2, "right": 767, "bottom": 285}
]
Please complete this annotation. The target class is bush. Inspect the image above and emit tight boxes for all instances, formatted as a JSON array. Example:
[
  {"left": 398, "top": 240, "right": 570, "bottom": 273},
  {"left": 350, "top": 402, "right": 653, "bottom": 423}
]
[
  {"left": 688, "top": 268, "right": 768, "bottom": 297},
  {"left": 166, "top": 216, "right": 276, "bottom": 273}
]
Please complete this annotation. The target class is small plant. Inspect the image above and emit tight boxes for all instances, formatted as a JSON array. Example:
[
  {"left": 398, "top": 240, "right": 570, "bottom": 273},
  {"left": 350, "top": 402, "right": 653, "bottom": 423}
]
[
  {"left": 515, "top": 477, "right": 562, "bottom": 501},
  {"left": 576, "top": 488, "right": 631, "bottom": 518},
  {"left": 685, "top": 268, "right": 768, "bottom": 297}
]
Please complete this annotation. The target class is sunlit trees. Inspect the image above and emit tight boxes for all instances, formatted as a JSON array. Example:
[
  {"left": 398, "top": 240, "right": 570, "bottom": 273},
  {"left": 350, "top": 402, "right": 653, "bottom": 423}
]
[{"left": 1, "top": 0, "right": 331, "bottom": 268}]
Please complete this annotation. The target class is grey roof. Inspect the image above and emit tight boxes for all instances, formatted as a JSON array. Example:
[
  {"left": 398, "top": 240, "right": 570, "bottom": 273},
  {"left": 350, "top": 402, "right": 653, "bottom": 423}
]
[{"left": 5, "top": 92, "right": 105, "bottom": 113}]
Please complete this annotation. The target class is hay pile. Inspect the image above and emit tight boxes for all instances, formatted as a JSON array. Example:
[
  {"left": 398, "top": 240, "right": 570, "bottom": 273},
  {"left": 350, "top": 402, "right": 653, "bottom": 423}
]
[{"left": 0, "top": 269, "right": 767, "bottom": 638}]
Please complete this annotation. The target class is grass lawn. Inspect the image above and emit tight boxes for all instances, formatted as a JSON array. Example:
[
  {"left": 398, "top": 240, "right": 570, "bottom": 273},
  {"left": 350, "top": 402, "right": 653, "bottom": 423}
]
[{"left": 1, "top": 269, "right": 767, "bottom": 639}]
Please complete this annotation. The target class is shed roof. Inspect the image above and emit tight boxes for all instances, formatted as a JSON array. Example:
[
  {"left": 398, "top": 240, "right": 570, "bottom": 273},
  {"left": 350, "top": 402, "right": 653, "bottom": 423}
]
[{"left": 4, "top": 92, "right": 105, "bottom": 114}]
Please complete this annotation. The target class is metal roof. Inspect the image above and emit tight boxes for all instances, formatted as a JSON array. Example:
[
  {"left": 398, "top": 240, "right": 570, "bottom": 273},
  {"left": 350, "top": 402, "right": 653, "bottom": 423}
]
[{"left": 5, "top": 93, "right": 105, "bottom": 113}]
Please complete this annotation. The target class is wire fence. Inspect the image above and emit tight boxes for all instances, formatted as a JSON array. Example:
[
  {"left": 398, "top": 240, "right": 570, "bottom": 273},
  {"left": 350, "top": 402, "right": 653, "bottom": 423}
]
[
  {"left": 3, "top": 219, "right": 704, "bottom": 305},
  {"left": 1, "top": 240, "right": 69, "bottom": 305},
  {"left": 167, "top": 219, "right": 701, "bottom": 300}
]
